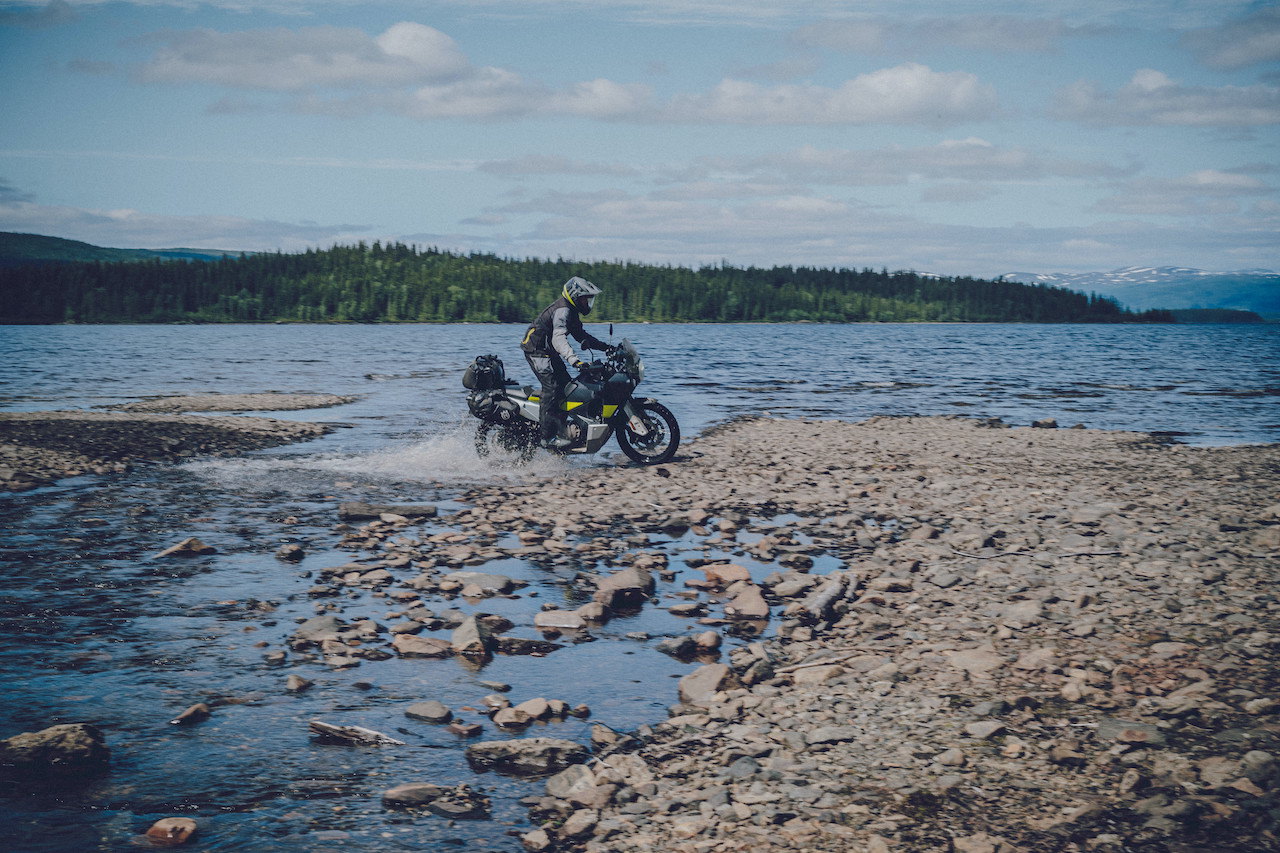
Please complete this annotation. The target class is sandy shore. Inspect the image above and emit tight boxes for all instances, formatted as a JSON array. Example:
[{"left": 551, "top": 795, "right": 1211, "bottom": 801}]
[
  {"left": 0, "top": 408, "right": 334, "bottom": 490},
  {"left": 437, "top": 415, "right": 1279, "bottom": 852}
]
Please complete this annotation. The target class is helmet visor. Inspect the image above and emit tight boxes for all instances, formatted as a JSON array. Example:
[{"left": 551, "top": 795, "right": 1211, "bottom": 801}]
[{"left": 582, "top": 295, "right": 595, "bottom": 314}]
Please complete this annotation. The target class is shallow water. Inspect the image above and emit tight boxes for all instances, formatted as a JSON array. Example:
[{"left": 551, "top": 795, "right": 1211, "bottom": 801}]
[{"left": 0, "top": 322, "right": 1276, "bottom": 851}]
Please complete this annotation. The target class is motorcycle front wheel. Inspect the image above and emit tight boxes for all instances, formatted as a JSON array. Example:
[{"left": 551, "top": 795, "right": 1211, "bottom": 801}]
[{"left": 616, "top": 400, "right": 680, "bottom": 465}]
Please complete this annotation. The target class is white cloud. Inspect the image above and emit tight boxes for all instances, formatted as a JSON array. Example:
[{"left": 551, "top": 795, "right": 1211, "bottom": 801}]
[
  {"left": 662, "top": 64, "right": 997, "bottom": 125},
  {"left": 0, "top": 0, "right": 76, "bottom": 28},
  {"left": 476, "top": 155, "right": 638, "bottom": 177},
  {"left": 792, "top": 15, "right": 1092, "bottom": 54},
  {"left": 1183, "top": 7, "right": 1280, "bottom": 69},
  {"left": 689, "top": 139, "right": 1128, "bottom": 187},
  {"left": 118, "top": 22, "right": 999, "bottom": 126},
  {"left": 1094, "top": 169, "right": 1274, "bottom": 216},
  {"left": 474, "top": 183, "right": 1276, "bottom": 275},
  {"left": 136, "top": 22, "right": 470, "bottom": 91},
  {"left": 1056, "top": 69, "right": 1280, "bottom": 126},
  {"left": 0, "top": 194, "right": 366, "bottom": 251}
]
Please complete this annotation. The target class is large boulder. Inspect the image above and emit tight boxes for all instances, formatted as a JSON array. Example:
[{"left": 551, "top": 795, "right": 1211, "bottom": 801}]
[
  {"left": 1, "top": 723, "right": 109, "bottom": 774},
  {"left": 465, "top": 737, "right": 589, "bottom": 776},
  {"left": 392, "top": 635, "right": 453, "bottom": 658},
  {"left": 592, "top": 567, "right": 654, "bottom": 609},
  {"left": 724, "top": 584, "right": 769, "bottom": 619}
]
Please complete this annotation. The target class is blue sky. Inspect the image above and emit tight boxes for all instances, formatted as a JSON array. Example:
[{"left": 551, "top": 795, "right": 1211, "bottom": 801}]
[{"left": 0, "top": 0, "right": 1276, "bottom": 276}]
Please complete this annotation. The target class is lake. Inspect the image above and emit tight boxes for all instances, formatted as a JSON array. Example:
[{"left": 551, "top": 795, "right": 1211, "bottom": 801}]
[{"left": 0, "top": 322, "right": 1275, "bottom": 852}]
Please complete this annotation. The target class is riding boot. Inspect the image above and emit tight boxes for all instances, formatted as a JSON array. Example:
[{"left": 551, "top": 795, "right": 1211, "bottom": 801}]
[{"left": 539, "top": 399, "right": 571, "bottom": 449}]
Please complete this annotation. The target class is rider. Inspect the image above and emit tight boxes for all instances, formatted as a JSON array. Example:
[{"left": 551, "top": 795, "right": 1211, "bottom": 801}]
[{"left": 521, "top": 276, "right": 610, "bottom": 448}]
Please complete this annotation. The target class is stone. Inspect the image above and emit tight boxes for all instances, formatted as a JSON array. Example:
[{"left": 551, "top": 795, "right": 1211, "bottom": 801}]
[
  {"left": 703, "top": 564, "right": 752, "bottom": 586},
  {"left": 169, "top": 703, "right": 211, "bottom": 725},
  {"left": 725, "top": 584, "right": 770, "bottom": 619},
  {"left": 575, "top": 602, "right": 610, "bottom": 623},
  {"left": 155, "top": 537, "right": 216, "bottom": 558},
  {"left": 514, "top": 697, "right": 551, "bottom": 719},
  {"left": 655, "top": 636, "right": 698, "bottom": 658},
  {"left": 593, "top": 567, "right": 654, "bottom": 608},
  {"left": 392, "top": 635, "right": 453, "bottom": 658},
  {"left": 521, "top": 829, "right": 553, "bottom": 852},
  {"left": 1096, "top": 717, "right": 1166, "bottom": 747},
  {"left": 954, "top": 833, "right": 1016, "bottom": 853},
  {"left": 678, "top": 663, "right": 739, "bottom": 707},
  {"left": 285, "top": 674, "right": 313, "bottom": 692},
  {"left": 293, "top": 613, "right": 343, "bottom": 643},
  {"left": 0, "top": 723, "right": 109, "bottom": 774},
  {"left": 948, "top": 646, "right": 1006, "bottom": 678},
  {"left": 493, "top": 708, "right": 534, "bottom": 729},
  {"left": 464, "top": 738, "right": 589, "bottom": 775},
  {"left": 793, "top": 664, "right": 845, "bottom": 685},
  {"left": 451, "top": 615, "right": 493, "bottom": 657},
  {"left": 339, "top": 502, "right": 437, "bottom": 520},
  {"left": 534, "top": 610, "right": 586, "bottom": 631},
  {"left": 405, "top": 701, "right": 452, "bottom": 723},
  {"left": 936, "top": 748, "right": 967, "bottom": 767},
  {"left": 561, "top": 808, "right": 599, "bottom": 839},
  {"left": 964, "top": 720, "right": 1006, "bottom": 740},
  {"left": 806, "top": 726, "right": 859, "bottom": 745},
  {"left": 382, "top": 782, "right": 448, "bottom": 807},
  {"left": 1013, "top": 647, "right": 1057, "bottom": 671},
  {"left": 276, "top": 543, "right": 306, "bottom": 562},
  {"left": 446, "top": 571, "right": 516, "bottom": 593},
  {"left": 546, "top": 763, "right": 597, "bottom": 800},
  {"left": 144, "top": 818, "right": 198, "bottom": 844}
]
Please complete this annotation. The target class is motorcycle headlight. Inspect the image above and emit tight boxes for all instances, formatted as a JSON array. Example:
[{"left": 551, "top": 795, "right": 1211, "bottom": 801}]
[{"left": 636, "top": 358, "right": 645, "bottom": 381}]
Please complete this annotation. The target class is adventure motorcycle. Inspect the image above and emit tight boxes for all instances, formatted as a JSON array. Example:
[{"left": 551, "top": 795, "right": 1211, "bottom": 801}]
[{"left": 463, "top": 339, "right": 680, "bottom": 465}]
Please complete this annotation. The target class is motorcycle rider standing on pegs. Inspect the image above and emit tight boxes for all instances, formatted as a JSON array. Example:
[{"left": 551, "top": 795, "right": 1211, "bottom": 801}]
[{"left": 520, "top": 276, "right": 612, "bottom": 449}]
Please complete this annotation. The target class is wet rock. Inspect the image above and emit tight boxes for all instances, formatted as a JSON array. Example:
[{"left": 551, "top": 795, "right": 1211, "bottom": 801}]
[
  {"left": 534, "top": 610, "right": 586, "bottom": 631},
  {"left": 655, "top": 636, "right": 698, "bottom": 658},
  {"left": 155, "top": 537, "right": 216, "bottom": 558},
  {"left": 496, "top": 636, "right": 563, "bottom": 655},
  {"left": 592, "top": 567, "right": 655, "bottom": 609},
  {"left": 447, "top": 571, "right": 518, "bottom": 594},
  {"left": 725, "top": 584, "right": 770, "bottom": 619},
  {"left": 276, "top": 544, "right": 306, "bottom": 562},
  {"left": 405, "top": 701, "right": 453, "bottom": 723},
  {"left": 144, "top": 817, "right": 198, "bottom": 845},
  {"left": 702, "top": 564, "right": 752, "bottom": 586},
  {"left": 339, "top": 502, "right": 438, "bottom": 521},
  {"left": 494, "top": 708, "right": 534, "bottom": 729},
  {"left": 0, "top": 723, "right": 109, "bottom": 774},
  {"left": 169, "top": 703, "right": 211, "bottom": 726},
  {"left": 451, "top": 615, "right": 494, "bottom": 658},
  {"left": 465, "top": 738, "right": 589, "bottom": 776},
  {"left": 285, "top": 675, "right": 313, "bottom": 692},
  {"left": 382, "top": 782, "right": 490, "bottom": 819},
  {"left": 521, "top": 829, "right": 553, "bottom": 852},
  {"left": 392, "top": 635, "right": 453, "bottom": 658}
]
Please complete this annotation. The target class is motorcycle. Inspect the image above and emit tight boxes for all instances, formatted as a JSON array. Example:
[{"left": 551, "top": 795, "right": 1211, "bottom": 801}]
[{"left": 463, "top": 339, "right": 680, "bottom": 465}]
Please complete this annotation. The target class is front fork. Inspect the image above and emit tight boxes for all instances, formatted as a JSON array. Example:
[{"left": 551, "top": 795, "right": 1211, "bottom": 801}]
[{"left": 619, "top": 399, "right": 651, "bottom": 437}]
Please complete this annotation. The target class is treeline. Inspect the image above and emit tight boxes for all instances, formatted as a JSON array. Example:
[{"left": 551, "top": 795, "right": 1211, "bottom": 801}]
[{"left": 0, "top": 241, "right": 1174, "bottom": 324}]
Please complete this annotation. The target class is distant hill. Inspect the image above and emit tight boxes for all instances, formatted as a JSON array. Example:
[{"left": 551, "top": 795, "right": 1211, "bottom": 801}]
[
  {"left": 0, "top": 232, "right": 247, "bottom": 268},
  {"left": 1002, "top": 266, "right": 1280, "bottom": 318}
]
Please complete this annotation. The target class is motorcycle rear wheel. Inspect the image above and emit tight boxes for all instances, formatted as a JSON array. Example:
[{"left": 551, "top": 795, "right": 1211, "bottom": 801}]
[
  {"left": 616, "top": 400, "right": 680, "bottom": 465},
  {"left": 475, "top": 421, "right": 537, "bottom": 463}
]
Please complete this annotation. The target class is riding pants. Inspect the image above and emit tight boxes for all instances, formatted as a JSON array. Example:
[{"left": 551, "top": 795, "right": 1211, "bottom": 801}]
[{"left": 524, "top": 353, "right": 570, "bottom": 443}]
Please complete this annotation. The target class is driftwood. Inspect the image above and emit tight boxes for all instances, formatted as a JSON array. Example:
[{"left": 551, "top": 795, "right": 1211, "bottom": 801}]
[
  {"left": 308, "top": 720, "right": 405, "bottom": 745},
  {"left": 801, "top": 573, "right": 848, "bottom": 621}
]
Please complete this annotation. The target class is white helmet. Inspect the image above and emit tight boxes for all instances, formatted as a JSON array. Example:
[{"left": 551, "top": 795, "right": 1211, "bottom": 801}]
[{"left": 563, "top": 276, "right": 602, "bottom": 315}]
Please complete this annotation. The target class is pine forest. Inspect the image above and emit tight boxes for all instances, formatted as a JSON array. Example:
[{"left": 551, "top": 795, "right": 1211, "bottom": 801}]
[{"left": 0, "top": 241, "right": 1173, "bottom": 324}]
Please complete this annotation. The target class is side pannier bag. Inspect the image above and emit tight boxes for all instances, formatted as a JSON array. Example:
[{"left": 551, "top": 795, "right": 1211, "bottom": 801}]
[{"left": 462, "top": 354, "right": 506, "bottom": 390}]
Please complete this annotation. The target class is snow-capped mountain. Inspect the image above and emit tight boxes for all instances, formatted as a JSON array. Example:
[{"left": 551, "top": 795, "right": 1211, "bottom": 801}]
[{"left": 1001, "top": 266, "right": 1280, "bottom": 316}]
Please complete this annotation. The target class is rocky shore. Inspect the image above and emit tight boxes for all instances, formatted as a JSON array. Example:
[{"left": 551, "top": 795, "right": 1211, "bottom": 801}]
[
  {"left": 435, "top": 415, "right": 1276, "bottom": 852},
  {"left": 3, "top": 413, "right": 1277, "bottom": 851},
  {"left": 0, "top": 405, "right": 335, "bottom": 491}
]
